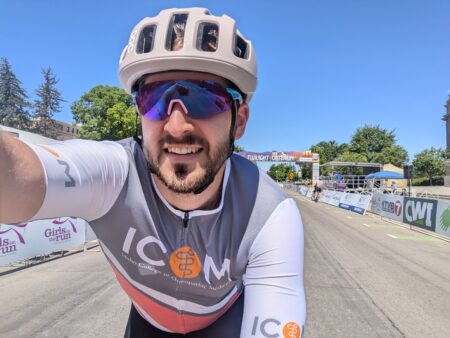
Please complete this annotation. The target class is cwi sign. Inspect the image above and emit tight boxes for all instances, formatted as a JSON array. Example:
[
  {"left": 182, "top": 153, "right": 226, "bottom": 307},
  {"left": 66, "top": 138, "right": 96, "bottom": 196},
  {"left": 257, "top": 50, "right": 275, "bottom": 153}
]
[{"left": 403, "top": 198, "right": 437, "bottom": 232}]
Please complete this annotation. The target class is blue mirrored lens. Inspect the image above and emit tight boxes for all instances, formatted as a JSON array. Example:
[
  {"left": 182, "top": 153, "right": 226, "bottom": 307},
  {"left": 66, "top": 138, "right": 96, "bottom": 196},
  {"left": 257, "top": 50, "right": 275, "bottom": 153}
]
[{"left": 136, "top": 80, "right": 241, "bottom": 120}]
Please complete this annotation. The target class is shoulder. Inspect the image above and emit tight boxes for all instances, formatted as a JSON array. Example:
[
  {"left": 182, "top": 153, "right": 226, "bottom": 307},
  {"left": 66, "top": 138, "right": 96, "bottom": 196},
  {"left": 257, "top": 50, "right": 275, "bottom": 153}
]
[{"left": 230, "top": 153, "right": 288, "bottom": 201}]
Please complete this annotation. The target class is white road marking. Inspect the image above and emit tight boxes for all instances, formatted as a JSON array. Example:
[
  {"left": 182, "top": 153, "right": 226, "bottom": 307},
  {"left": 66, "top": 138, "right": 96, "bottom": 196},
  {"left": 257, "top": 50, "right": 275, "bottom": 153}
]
[
  {"left": 387, "top": 234, "right": 398, "bottom": 239},
  {"left": 363, "top": 223, "right": 371, "bottom": 227}
]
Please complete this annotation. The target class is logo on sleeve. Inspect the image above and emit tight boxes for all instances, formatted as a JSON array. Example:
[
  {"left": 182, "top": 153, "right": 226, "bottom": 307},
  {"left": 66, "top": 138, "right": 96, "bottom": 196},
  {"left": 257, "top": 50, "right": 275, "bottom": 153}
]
[{"left": 252, "top": 316, "right": 302, "bottom": 338}]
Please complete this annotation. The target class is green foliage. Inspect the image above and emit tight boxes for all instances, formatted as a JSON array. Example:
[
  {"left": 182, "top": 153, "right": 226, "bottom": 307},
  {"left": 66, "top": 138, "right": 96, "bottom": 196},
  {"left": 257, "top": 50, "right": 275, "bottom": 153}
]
[
  {"left": 350, "top": 124, "right": 396, "bottom": 162},
  {"left": 0, "top": 57, "right": 31, "bottom": 129},
  {"left": 412, "top": 147, "right": 446, "bottom": 184},
  {"left": 32, "top": 67, "right": 64, "bottom": 138},
  {"left": 301, "top": 165, "right": 312, "bottom": 179},
  {"left": 334, "top": 151, "right": 368, "bottom": 175},
  {"left": 71, "top": 85, "right": 138, "bottom": 140},
  {"left": 310, "top": 140, "right": 349, "bottom": 176},
  {"left": 371, "top": 145, "right": 409, "bottom": 167},
  {"left": 411, "top": 177, "right": 444, "bottom": 186},
  {"left": 267, "top": 163, "right": 297, "bottom": 182},
  {"left": 234, "top": 144, "right": 245, "bottom": 153},
  {"left": 439, "top": 206, "right": 450, "bottom": 231}
]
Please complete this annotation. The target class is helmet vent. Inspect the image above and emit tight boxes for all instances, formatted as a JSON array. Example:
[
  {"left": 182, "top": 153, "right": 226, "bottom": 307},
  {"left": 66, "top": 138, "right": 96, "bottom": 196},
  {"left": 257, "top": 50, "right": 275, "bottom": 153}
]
[
  {"left": 234, "top": 35, "right": 248, "bottom": 59},
  {"left": 196, "top": 23, "right": 218, "bottom": 52},
  {"left": 136, "top": 25, "right": 157, "bottom": 54},
  {"left": 166, "top": 13, "right": 188, "bottom": 51}
]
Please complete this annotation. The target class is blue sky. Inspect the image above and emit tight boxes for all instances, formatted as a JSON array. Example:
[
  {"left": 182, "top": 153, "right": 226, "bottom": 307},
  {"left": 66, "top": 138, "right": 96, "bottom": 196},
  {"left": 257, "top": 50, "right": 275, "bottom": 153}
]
[{"left": 1, "top": 0, "right": 449, "bottom": 163}]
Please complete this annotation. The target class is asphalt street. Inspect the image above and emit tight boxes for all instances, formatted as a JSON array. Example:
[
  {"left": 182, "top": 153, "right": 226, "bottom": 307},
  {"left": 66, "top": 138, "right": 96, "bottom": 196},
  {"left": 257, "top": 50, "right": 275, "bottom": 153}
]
[{"left": 1, "top": 192, "right": 449, "bottom": 338}]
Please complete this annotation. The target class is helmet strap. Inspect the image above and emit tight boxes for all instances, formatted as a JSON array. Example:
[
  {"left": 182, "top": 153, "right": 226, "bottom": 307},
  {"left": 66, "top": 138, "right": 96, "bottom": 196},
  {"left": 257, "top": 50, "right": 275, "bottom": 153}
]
[{"left": 227, "top": 99, "right": 238, "bottom": 158}]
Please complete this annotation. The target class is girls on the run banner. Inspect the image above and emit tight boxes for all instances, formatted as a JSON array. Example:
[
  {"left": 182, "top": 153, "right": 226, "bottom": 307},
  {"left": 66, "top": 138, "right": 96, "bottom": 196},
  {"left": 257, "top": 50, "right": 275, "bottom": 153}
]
[{"left": 0, "top": 218, "right": 90, "bottom": 265}]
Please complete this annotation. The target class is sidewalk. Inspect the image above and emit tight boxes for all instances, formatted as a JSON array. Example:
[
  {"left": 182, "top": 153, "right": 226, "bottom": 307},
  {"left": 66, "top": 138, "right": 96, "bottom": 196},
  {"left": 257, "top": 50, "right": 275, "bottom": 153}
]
[{"left": 412, "top": 185, "right": 450, "bottom": 196}]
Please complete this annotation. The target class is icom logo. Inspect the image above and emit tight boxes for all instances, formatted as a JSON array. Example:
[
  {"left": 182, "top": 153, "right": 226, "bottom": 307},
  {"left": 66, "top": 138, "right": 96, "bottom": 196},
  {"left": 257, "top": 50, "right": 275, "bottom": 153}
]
[
  {"left": 122, "top": 227, "right": 231, "bottom": 284},
  {"left": 251, "top": 316, "right": 301, "bottom": 338},
  {"left": 403, "top": 198, "right": 437, "bottom": 231}
]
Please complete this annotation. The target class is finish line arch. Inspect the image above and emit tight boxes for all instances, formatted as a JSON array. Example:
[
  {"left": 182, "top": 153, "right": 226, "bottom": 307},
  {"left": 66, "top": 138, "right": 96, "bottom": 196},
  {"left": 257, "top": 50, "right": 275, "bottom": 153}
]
[{"left": 238, "top": 151, "right": 321, "bottom": 180}]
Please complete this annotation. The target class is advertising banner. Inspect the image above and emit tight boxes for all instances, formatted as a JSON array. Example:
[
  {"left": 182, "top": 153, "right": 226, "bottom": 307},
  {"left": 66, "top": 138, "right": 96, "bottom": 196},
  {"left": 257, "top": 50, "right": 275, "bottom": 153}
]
[
  {"left": 379, "top": 194, "right": 404, "bottom": 222},
  {"left": 435, "top": 200, "right": 450, "bottom": 238},
  {"left": 299, "top": 186, "right": 309, "bottom": 196},
  {"left": 330, "top": 191, "right": 345, "bottom": 207},
  {"left": 321, "top": 190, "right": 334, "bottom": 204},
  {"left": 370, "top": 192, "right": 383, "bottom": 215},
  {"left": 403, "top": 197, "right": 437, "bottom": 232},
  {"left": 239, "top": 151, "right": 320, "bottom": 163},
  {"left": 338, "top": 193, "right": 372, "bottom": 215},
  {"left": 0, "top": 217, "right": 87, "bottom": 265},
  {"left": 354, "top": 194, "right": 372, "bottom": 213}
]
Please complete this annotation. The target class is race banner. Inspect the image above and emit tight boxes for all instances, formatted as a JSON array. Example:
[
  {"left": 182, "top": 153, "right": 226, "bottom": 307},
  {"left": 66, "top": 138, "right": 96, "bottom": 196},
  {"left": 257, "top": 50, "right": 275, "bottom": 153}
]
[
  {"left": 238, "top": 151, "right": 319, "bottom": 163},
  {"left": 370, "top": 192, "right": 383, "bottom": 214},
  {"left": 338, "top": 193, "right": 372, "bottom": 215},
  {"left": 377, "top": 194, "right": 404, "bottom": 222},
  {"left": 0, "top": 217, "right": 88, "bottom": 265},
  {"left": 330, "top": 191, "right": 345, "bottom": 207},
  {"left": 403, "top": 197, "right": 437, "bottom": 232},
  {"left": 320, "top": 190, "right": 334, "bottom": 204},
  {"left": 354, "top": 194, "right": 372, "bottom": 214},
  {"left": 299, "top": 186, "right": 309, "bottom": 196},
  {"left": 435, "top": 200, "right": 450, "bottom": 238}
]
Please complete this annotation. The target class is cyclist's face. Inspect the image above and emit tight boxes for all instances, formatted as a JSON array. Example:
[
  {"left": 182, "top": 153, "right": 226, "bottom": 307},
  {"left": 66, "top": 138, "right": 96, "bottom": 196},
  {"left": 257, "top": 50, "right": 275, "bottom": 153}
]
[{"left": 139, "top": 71, "right": 246, "bottom": 194}]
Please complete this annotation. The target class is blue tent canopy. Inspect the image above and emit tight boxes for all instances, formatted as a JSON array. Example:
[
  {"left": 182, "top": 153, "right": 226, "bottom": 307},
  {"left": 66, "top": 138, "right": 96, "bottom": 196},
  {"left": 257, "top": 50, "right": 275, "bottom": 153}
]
[{"left": 366, "top": 171, "right": 404, "bottom": 179}]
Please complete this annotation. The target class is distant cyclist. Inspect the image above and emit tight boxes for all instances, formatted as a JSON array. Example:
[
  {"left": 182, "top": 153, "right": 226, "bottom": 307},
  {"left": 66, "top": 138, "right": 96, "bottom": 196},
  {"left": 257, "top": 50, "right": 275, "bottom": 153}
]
[
  {"left": 312, "top": 179, "right": 323, "bottom": 202},
  {"left": 0, "top": 7, "right": 305, "bottom": 338}
]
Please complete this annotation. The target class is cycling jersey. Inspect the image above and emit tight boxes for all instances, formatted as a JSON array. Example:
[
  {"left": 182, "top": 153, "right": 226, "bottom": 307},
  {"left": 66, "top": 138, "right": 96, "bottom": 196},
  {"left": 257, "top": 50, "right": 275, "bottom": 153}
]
[{"left": 27, "top": 137, "right": 306, "bottom": 338}]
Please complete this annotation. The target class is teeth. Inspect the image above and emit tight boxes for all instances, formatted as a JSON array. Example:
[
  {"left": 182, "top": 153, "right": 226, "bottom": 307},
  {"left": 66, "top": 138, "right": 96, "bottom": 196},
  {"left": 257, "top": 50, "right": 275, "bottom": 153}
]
[{"left": 168, "top": 147, "right": 200, "bottom": 155}]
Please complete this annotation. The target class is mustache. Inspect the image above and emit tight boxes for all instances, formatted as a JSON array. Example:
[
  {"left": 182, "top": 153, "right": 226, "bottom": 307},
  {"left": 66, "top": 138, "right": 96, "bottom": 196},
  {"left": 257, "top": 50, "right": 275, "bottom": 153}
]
[{"left": 159, "top": 134, "right": 206, "bottom": 148}]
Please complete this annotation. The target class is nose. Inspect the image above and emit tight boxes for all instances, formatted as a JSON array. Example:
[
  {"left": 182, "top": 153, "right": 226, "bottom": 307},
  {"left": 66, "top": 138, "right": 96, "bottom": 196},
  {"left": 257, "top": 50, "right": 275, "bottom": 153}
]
[{"left": 163, "top": 100, "right": 194, "bottom": 137}]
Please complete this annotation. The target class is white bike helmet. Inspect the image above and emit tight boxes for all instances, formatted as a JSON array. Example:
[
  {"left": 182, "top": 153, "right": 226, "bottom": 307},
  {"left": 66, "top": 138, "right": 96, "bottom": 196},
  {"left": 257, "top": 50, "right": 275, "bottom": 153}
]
[{"left": 118, "top": 7, "right": 257, "bottom": 101}]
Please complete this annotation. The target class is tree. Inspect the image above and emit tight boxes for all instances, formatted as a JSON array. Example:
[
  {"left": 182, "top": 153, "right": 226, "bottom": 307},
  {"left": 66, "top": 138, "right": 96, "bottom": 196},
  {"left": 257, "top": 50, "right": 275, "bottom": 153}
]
[
  {"left": 334, "top": 151, "right": 368, "bottom": 175},
  {"left": 412, "top": 147, "right": 446, "bottom": 184},
  {"left": 371, "top": 145, "right": 409, "bottom": 167},
  {"left": 350, "top": 124, "right": 395, "bottom": 162},
  {"left": 234, "top": 145, "right": 245, "bottom": 153},
  {"left": 71, "top": 85, "right": 138, "bottom": 140},
  {"left": 267, "top": 163, "right": 296, "bottom": 182},
  {"left": 33, "top": 67, "right": 64, "bottom": 138},
  {"left": 310, "top": 140, "right": 349, "bottom": 176},
  {"left": 0, "top": 57, "right": 31, "bottom": 129}
]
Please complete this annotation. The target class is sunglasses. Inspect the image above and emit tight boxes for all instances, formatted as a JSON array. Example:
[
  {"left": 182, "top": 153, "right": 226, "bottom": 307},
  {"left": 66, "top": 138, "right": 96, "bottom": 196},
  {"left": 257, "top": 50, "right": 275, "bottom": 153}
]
[{"left": 134, "top": 79, "right": 243, "bottom": 120}]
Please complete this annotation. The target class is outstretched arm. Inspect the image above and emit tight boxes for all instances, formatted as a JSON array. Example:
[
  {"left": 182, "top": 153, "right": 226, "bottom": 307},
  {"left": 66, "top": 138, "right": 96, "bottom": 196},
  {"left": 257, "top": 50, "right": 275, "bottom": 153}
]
[
  {"left": 241, "top": 198, "right": 306, "bottom": 338},
  {"left": 1, "top": 131, "right": 129, "bottom": 224},
  {"left": 0, "top": 131, "right": 46, "bottom": 223}
]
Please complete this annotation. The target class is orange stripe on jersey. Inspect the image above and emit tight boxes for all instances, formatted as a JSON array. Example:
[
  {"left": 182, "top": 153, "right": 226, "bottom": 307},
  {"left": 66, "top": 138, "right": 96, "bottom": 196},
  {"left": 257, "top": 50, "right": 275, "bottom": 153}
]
[{"left": 111, "top": 265, "right": 240, "bottom": 333}]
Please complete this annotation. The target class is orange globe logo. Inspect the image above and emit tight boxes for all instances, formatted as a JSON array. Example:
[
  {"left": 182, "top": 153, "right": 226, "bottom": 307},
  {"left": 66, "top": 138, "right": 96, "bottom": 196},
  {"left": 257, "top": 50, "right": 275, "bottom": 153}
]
[
  {"left": 169, "top": 246, "right": 202, "bottom": 278},
  {"left": 283, "top": 322, "right": 301, "bottom": 338}
]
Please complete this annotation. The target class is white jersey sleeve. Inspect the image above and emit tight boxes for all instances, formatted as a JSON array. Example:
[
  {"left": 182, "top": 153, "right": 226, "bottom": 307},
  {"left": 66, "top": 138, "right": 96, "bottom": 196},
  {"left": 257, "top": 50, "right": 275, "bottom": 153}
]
[
  {"left": 241, "top": 198, "right": 306, "bottom": 338},
  {"left": 28, "top": 139, "right": 129, "bottom": 222}
]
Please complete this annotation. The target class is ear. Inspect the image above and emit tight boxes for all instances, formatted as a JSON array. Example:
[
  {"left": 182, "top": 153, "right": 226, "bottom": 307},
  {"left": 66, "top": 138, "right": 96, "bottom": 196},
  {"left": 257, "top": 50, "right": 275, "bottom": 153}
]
[{"left": 234, "top": 103, "right": 249, "bottom": 140}]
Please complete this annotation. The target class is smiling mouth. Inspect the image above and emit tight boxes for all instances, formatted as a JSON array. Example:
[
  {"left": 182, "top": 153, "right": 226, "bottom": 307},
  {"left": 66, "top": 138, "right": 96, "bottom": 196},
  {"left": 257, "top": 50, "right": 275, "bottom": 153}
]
[{"left": 165, "top": 146, "right": 203, "bottom": 155}]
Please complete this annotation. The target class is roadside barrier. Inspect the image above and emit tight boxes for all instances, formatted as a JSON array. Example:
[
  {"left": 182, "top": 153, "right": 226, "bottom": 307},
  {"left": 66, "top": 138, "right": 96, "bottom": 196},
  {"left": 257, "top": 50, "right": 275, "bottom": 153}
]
[
  {"left": 0, "top": 218, "right": 97, "bottom": 266},
  {"left": 285, "top": 184, "right": 450, "bottom": 240},
  {"left": 287, "top": 184, "right": 372, "bottom": 215}
]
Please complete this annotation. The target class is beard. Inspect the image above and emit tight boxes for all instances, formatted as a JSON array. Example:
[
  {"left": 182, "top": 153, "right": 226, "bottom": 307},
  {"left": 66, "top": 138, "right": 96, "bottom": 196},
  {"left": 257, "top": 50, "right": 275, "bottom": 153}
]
[{"left": 145, "top": 134, "right": 231, "bottom": 194}]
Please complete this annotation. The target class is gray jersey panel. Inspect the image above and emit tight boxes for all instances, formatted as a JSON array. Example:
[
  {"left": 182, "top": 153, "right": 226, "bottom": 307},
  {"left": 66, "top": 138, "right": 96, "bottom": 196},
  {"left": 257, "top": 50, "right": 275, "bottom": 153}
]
[{"left": 90, "top": 138, "right": 288, "bottom": 312}]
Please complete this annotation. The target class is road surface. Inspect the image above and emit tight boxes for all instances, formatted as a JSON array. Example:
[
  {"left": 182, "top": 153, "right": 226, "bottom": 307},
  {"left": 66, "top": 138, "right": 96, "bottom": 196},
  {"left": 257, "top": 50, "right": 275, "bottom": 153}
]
[{"left": 1, "top": 192, "right": 449, "bottom": 337}]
